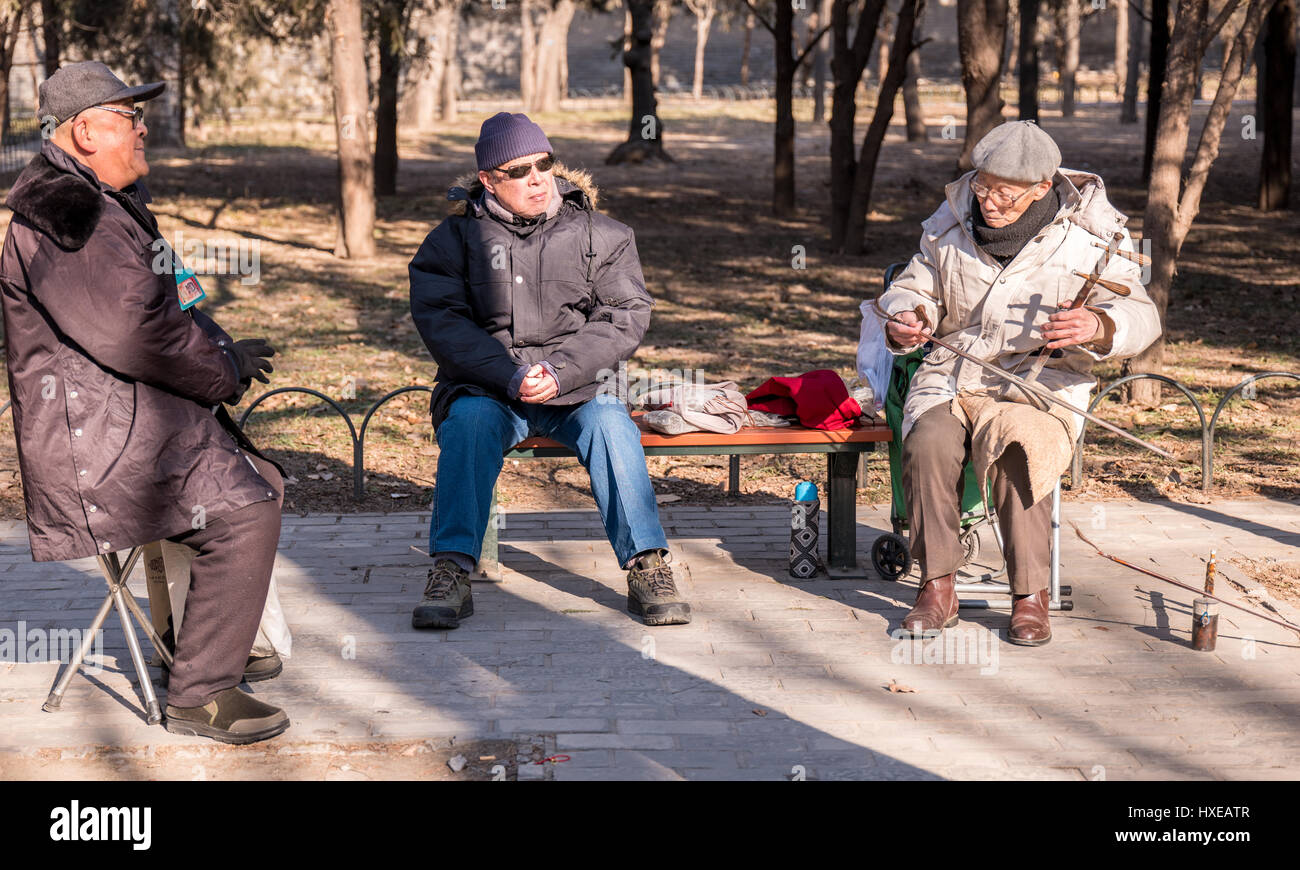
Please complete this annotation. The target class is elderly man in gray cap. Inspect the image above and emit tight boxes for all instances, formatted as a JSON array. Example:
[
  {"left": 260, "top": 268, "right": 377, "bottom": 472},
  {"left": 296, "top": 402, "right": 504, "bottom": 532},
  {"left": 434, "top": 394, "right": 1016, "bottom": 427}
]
[
  {"left": 0, "top": 62, "right": 290, "bottom": 742},
  {"left": 876, "top": 120, "right": 1160, "bottom": 645}
]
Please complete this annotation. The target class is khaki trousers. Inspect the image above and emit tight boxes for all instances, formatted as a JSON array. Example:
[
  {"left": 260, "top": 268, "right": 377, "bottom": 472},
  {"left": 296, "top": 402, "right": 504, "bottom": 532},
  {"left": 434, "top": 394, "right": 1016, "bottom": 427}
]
[{"left": 902, "top": 404, "right": 1051, "bottom": 594}]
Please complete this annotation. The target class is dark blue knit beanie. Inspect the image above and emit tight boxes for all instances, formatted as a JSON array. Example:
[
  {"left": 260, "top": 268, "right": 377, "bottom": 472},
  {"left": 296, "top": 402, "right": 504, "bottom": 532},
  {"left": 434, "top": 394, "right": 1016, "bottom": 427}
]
[{"left": 475, "top": 112, "right": 554, "bottom": 171}]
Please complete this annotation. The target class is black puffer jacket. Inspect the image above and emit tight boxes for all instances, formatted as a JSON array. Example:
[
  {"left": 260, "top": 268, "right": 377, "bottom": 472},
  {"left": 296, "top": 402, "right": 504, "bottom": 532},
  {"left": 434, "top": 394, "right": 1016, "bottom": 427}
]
[
  {"left": 409, "top": 165, "right": 653, "bottom": 429},
  {"left": 0, "top": 141, "right": 278, "bottom": 562}
]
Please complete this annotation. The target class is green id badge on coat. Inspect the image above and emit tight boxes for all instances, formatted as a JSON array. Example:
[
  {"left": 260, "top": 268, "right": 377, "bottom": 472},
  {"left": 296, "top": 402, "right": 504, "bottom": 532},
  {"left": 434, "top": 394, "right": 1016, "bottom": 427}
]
[{"left": 176, "top": 265, "right": 206, "bottom": 310}]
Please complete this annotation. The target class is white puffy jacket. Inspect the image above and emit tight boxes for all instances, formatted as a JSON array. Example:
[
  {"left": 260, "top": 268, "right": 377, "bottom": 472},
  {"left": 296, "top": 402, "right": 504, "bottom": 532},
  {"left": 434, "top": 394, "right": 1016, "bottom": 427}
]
[{"left": 878, "top": 168, "right": 1162, "bottom": 439}]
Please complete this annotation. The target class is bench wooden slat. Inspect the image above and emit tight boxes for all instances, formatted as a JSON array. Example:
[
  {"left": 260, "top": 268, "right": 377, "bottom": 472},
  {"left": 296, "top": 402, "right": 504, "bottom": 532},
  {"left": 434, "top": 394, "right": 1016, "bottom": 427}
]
[{"left": 510, "top": 416, "right": 891, "bottom": 452}]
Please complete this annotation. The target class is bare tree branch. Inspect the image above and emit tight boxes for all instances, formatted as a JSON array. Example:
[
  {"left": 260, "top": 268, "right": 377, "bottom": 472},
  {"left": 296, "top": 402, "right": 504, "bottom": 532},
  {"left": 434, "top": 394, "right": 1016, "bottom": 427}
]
[
  {"left": 739, "top": 0, "right": 775, "bottom": 36},
  {"left": 1180, "top": 0, "right": 1276, "bottom": 232},
  {"left": 795, "top": 21, "right": 834, "bottom": 69},
  {"left": 1200, "top": 0, "right": 1246, "bottom": 55}
]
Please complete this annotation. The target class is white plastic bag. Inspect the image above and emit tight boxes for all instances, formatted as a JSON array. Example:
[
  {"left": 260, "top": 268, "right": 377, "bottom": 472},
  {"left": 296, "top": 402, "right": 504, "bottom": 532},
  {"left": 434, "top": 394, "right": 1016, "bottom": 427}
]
[
  {"left": 159, "top": 540, "right": 292, "bottom": 658},
  {"left": 856, "top": 299, "right": 894, "bottom": 412}
]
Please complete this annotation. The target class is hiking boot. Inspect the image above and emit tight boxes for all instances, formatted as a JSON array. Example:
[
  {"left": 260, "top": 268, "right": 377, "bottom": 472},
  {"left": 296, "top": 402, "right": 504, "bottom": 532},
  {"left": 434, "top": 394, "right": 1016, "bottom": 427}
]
[
  {"left": 900, "top": 573, "right": 958, "bottom": 637},
  {"left": 242, "top": 653, "right": 283, "bottom": 682},
  {"left": 626, "top": 551, "right": 691, "bottom": 626},
  {"left": 164, "top": 687, "right": 290, "bottom": 745},
  {"left": 412, "top": 559, "right": 473, "bottom": 629}
]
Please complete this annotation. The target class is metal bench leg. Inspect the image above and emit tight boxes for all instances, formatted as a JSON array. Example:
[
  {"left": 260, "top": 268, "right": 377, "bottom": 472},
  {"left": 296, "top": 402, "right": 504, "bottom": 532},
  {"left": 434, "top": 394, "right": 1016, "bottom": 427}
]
[
  {"left": 477, "top": 483, "right": 503, "bottom": 581},
  {"left": 826, "top": 453, "right": 860, "bottom": 576}
]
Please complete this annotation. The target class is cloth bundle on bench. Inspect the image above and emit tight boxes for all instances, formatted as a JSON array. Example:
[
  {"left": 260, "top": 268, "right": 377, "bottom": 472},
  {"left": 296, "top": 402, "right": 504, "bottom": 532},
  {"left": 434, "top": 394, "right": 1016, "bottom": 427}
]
[{"left": 638, "top": 381, "right": 750, "bottom": 435}]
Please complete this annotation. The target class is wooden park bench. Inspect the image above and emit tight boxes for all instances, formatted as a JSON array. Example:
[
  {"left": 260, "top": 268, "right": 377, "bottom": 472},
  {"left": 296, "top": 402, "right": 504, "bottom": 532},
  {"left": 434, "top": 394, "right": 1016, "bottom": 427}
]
[{"left": 479, "top": 413, "right": 893, "bottom": 578}]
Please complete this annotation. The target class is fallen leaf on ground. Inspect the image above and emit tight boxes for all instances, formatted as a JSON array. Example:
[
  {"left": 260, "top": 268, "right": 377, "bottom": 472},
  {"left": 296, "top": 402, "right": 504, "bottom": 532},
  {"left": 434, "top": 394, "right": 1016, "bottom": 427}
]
[
  {"left": 1093, "top": 625, "right": 1111, "bottom": 631},
  {"left": 886, "top": 679, "right": 917, "bottom": 694},
  {"left": 752, "top": 708, "right": 767, "bottom": 717}
]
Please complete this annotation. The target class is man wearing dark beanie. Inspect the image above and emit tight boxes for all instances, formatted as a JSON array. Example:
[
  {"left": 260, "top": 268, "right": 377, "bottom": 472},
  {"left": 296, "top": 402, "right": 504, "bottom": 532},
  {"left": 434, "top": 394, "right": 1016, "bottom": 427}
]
[
  {"left": 408, "top": 112, "right": 691, "bottom": 629},
  {"left": 876, "top": 121, "right": 1160, "bottom": 646}
]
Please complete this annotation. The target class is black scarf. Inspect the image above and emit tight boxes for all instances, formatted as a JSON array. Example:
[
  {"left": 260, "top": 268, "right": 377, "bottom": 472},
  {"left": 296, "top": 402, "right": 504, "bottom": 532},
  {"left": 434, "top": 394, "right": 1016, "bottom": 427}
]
[{"left": 970, "top": 181, "right": 1063, "bottom": 265}]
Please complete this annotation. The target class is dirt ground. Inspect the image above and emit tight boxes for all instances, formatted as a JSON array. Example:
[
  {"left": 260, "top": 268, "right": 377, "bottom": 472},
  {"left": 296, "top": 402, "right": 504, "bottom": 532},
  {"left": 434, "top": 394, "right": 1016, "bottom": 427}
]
[
  {"left": 1, "top": 96, "right": 1297, "bottom": 594},
  {"left": 0, "top": 737, "right": 526, "bottom": 780}
]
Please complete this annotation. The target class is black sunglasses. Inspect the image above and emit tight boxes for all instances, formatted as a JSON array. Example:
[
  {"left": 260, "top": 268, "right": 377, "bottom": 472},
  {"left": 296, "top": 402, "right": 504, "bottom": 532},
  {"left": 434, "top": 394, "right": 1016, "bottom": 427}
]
[{"left": 493, "top": 155, "right": 555, "bottom": 180}]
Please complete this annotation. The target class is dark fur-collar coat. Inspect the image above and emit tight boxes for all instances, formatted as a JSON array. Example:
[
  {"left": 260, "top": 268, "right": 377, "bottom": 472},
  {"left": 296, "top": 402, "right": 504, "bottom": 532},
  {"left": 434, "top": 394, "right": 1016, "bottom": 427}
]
[{"left": 0, "top": 141, "right": 276, "bottom": 561}]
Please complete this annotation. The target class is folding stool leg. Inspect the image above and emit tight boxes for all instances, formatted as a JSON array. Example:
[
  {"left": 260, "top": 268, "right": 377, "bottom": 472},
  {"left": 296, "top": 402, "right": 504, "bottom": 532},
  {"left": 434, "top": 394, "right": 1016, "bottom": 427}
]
[
  {"left": 42, "top": 547, "right": 166, "bottom": 724},
  {"left": 42, "top": 591, "right": 114, "bottom": 713}
]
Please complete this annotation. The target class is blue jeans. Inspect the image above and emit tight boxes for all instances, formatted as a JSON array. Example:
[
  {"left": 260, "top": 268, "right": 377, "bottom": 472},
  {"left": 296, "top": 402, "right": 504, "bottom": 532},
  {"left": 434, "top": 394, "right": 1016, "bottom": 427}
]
[{"left": 431, "top": 394, "right": 668, "bottom": 568}]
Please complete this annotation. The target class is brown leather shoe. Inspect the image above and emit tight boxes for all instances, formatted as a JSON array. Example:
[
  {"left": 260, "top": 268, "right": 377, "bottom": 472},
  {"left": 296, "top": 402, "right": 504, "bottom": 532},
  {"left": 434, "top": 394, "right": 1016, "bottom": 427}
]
[
  {"left": 1009, "top": 589, "right": 1052, "bottom": 646},
  {"left": 901, "top": 573, "right": 958, "bottom": 636}
]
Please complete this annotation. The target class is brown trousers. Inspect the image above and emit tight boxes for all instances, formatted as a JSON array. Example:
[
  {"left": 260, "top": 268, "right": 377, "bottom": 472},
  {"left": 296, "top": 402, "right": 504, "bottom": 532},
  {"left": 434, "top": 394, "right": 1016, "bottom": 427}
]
[
  {"left": 163, "top": 453, "right": 283, "bottom": 707},
  {"left": 902, "top": 404, "right": 1051, "bottom": 595}
]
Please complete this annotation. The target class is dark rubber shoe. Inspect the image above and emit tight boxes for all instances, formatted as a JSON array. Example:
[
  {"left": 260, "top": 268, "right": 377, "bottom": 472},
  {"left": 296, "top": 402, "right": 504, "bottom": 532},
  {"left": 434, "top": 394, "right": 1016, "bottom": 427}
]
[
  {"left": 159, "top": 651, "right": 283, "bottom": 685},
  {"left": 412, "top": 559, "right": 473, "bottom": 629},
  {"left": 164, "top": 687, "right": 290, "bottom": 745},
  {"left": 242, "top": 653, "right": 283, "bottom": 682},
  {"left": 626, "top": 551, "right": 691, "bottom": 626}
]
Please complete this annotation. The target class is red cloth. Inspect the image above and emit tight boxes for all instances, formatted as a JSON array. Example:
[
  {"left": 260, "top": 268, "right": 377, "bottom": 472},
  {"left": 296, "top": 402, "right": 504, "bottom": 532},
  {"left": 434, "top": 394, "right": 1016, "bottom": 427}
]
[{"left": 745, "top": 369, "right": 862, "bottom": 430}]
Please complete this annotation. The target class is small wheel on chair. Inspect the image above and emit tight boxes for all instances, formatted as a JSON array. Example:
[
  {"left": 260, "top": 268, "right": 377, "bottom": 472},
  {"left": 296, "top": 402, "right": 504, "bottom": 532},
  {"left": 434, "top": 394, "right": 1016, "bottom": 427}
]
[
  {"left": 959, "top": 526, "right": 980, "bottom": 566},
  {"left": 871, "top": 533, "right": 913, "bottom": 580}
]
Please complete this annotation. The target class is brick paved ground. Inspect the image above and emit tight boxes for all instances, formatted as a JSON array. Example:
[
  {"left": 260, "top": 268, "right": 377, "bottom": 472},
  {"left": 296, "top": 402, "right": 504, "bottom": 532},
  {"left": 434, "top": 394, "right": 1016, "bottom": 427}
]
[{"left": 1, "top": 499, "right": 1297, "bottom": 781}]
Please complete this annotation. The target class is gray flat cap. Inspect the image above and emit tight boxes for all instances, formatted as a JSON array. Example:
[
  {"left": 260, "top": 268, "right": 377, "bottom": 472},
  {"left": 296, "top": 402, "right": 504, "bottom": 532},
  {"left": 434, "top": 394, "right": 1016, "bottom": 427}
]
[
  {"left": 970, "top": 121, "right": 1061, "bottom": 184},
  {"left": 37, "top": 61, "right": 165, "bottom": 125}
]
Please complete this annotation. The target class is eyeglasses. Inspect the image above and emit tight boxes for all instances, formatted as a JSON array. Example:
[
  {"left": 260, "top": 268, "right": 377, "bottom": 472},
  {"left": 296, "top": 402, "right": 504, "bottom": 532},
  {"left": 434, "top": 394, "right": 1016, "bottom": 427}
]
[
  {"left": 92, "top": 104, "right": 144, "bottom": 128},
  {"left": 493, "top": 155, "right": 555, "bottom": 180},
  {"left": 970, "top": 178, "right": 1039, "bottom": 208}
]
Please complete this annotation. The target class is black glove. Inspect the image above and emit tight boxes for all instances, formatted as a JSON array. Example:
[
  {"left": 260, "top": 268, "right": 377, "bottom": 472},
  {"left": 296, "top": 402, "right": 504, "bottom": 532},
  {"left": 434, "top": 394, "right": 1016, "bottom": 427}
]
[
  {"left": 228, "top": 338, "right": 277, "bottom": 385},
  {"left": 221, "top": 338, "right": 276, "bottom": 405}
]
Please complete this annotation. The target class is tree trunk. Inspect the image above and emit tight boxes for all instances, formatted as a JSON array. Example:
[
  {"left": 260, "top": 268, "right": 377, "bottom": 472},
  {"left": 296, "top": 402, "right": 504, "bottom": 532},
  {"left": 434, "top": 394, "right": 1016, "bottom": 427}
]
[
  {"left": 876, "top": 7, "right": 892, "bottom": 87},
  {"left": 39, "top": 0, "right": 58, "bottom": 78},
  {"left": 1060, "top": 0, "right": 1079, "bottom": 116},
  {"left": 1258, "top": 0, "right": 1294, "bottom": 210},
  {"left": 904, "top": 44, "right": 927, "bottom": 139},
  {"left": 741, "top": 11, "right": 754, "bottom": 85},
  {"left": 176, "top": 16, "right": 186, "bottom": 147},
  {"left": 407, "top": 7, "right": 440, "bottom": 130},
  {"left": 845, "top": 0, "right": 923, "bottom": 253},
  {"left": 535, "top": 0, "right": 576, "bottom": 112},
  {"left": 608, "top": 0, "right": 671, "bottom": 162},
  {"left": 957, "top": 0, "right": 1009, "bottom": 170},
  {"left": 327, "top": 0, "right": 377, "bottom": 259},
  {"left": 521, "top": 0, "right": 538, "bottom": 108},
  {"left": 624, "top": 5, "right": 633, "bottom": 103},
  {"left": 688, "top": 0, "right": 715, "bottom": 99},
  {"left": 1116, "top": 0, "right": 1128, "bottom": 97},
  {"left": 1142, "top": 0, "right": 1169, "bottom": 181},
  {"left": 374, "top": 0, "right": 404, "bottom": 196},
  {"left": 0, "top": 3, "right": 26, "bottom": 142},
  {"left": 774, "top": 0, "right": 797, "bottom": 216},
  {"left": 813, "top": 0, "right": 833, "bottom": 121},
  {"left": 1126, "top": 0, "right": 1275, "bottom": 405},
  {"left": 1019, "top": 0, "right": 1041, "bottom": 121},
  {"left": 441, "top": 2, "right": 460, "bottom": 122},
  {"left": 651, "top": 0, "right": 673, "bottom": 87},
  {"left": 1122, "top": 0, "right": 1144, "bottom": 122},
  {"left": 829, "top": 0, "right": 887, "bottom": 250}
]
